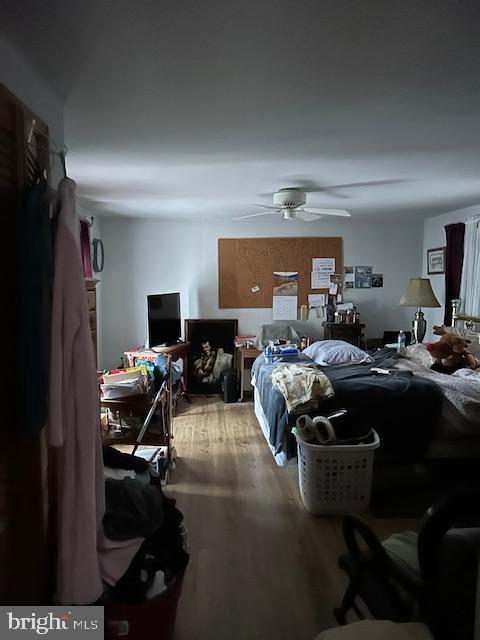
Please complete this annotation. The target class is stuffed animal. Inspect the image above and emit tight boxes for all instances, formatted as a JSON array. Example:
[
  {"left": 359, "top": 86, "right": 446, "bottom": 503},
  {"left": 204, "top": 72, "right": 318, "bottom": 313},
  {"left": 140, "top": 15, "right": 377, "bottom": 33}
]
[{"left": 426, "top": 325, "right": 479, "bottom": 372}]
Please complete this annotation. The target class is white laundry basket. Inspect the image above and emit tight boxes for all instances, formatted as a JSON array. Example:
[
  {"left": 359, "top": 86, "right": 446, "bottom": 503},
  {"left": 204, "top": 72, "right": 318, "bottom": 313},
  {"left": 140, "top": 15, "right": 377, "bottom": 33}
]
[{"left": 295, "top": 430, "right": 380, "bottom": 514}]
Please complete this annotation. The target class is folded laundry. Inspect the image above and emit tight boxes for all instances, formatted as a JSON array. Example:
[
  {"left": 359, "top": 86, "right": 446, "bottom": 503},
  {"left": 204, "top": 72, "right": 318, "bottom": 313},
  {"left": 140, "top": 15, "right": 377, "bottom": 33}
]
[{"left": 271, "top": 363, "right": 334, "bottom": 412}]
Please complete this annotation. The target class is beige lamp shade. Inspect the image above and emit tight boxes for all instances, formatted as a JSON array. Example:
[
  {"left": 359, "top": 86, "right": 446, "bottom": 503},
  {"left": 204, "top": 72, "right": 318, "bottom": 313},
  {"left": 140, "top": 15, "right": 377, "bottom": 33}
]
[{"left": 399, "top": 278, "right": 441, "bottom": 307}]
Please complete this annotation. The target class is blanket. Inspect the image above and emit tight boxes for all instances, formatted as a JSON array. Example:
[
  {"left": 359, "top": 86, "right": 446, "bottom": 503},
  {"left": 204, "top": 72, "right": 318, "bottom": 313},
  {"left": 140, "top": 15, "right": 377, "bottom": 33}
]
[
  {"left": 271, "top": 363, "right": 334, "bottom": 412},
  {"left": 396, "top": 359, "right": 480, "bottom": 433}
]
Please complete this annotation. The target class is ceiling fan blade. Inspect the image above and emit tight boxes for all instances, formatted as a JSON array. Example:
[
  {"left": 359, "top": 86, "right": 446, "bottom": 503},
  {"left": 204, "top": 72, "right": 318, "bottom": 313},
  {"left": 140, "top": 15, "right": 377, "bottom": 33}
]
[
  {"left": 301, "top": 207, "right": 351, "bottom": 217},
  {"left": 323, "top": 179, "right": 406, "bottom": 190},
  {"left": 285, "top": 178, "right": 323, "bottom": 193},
  {"left": 254, "top": 204, "right": 283, "bottom": 210},
  {"left": 284, "top": 177, "right": 406, "bottom": 199},
  {"left": 234, "top": 211, "right": 278, "bottom": 220},
  {"left": 295, "top": 210, "right": 323, "bottom": 222}
]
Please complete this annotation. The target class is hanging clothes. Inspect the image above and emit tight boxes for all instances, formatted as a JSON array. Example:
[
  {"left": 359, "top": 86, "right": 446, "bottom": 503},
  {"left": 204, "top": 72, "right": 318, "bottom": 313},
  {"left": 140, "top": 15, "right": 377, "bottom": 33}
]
[
  {"left": 80, "top": 218, "right": 93, "bottom": 278},
  {"left": 48, "top": 178, "right": 105, "bottom": 604},
  {"left": 19, "top": 179, "right": 55, "bottom": 433}
]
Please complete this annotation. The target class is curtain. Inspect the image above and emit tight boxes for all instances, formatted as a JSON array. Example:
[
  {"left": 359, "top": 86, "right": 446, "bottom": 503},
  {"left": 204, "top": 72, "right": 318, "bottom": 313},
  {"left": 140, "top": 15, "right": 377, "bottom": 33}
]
[
  {"left": 459, "top": 216, "right": 480, "bottom": 317},
  {"left": 80, "top": 218, "right": 93, "bottom": 278},
  {"left": 443, "top": 222, "right": 465, "bottom": 325}
]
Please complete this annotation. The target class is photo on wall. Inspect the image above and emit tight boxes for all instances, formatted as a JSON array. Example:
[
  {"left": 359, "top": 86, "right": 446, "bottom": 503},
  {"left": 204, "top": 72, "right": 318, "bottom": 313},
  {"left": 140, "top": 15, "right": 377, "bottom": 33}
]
[
  {"left": 354, "top": 266, "right": 373, "bottom": 288},
  {"left": 427, "top": 247, "right": 445, "bottom": 275},
  {"left": 185, "top": 319, "right": 238, "bottom": 394},
  {"left": 344, "top": 266, "right": 355, "bottom": 289},
  {"left": 372, "top": 273, "right": 384, "bottom": 288}
]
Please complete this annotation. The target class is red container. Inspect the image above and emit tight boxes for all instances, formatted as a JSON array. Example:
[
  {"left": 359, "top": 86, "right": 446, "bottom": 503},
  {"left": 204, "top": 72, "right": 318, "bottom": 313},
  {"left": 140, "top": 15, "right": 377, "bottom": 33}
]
[{"left": 105, "top": 579, "right": 183, "bottom": 640}]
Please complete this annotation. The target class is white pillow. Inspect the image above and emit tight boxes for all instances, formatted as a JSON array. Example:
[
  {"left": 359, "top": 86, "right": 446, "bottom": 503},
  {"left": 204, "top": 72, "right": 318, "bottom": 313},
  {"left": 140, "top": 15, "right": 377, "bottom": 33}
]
[
  {"left": 303, "top": 340, "right": 373, "bottom": 366},
  {"left": 404, "top": 343, "right": 434, "bottom": 369}
]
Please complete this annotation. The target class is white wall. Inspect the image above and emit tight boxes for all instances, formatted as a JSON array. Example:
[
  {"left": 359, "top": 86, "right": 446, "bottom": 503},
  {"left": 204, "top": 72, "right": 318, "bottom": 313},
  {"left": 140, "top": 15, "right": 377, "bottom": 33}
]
[
  {"left": 422, "top": 204, "right": 480, "bottom": 341},
  {"left": 100, "top": 216, "right": 423, "bottom": 369},
  {"left": 0, "top": 37, "right": 64, "bottom": 184}
]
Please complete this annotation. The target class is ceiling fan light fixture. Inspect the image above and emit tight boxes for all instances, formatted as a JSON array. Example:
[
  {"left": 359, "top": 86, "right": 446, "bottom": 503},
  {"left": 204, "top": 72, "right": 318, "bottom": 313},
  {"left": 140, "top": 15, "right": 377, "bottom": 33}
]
[{"left": 273, "top": 188, "right": 306, "bottom": 209}]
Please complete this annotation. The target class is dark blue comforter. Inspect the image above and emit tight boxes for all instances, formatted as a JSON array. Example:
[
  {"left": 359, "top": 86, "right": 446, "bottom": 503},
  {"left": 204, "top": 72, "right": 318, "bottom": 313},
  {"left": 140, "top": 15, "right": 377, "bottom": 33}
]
[{"left": 252, "top": 349, "right": 444, "bottom": 462}]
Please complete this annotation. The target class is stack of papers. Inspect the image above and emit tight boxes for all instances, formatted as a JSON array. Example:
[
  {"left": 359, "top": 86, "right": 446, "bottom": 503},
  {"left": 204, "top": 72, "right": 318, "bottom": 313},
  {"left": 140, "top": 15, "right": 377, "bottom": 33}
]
[{"left": 100, "top": 369, "right": 147, "bottom": 399}]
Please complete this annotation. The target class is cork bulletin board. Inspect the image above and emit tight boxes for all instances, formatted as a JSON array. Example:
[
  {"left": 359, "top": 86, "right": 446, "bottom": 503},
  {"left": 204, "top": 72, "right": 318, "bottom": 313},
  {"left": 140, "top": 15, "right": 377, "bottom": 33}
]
[{"left": 218, "top": 237, "right": 343, "bottom": 308}]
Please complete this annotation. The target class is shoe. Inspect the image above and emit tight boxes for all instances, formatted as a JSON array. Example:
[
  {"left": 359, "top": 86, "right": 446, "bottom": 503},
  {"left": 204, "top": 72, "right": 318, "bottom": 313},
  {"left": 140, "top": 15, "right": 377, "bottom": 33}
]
[
  {"left": 312, "top": 416, "right": 337, "bottom": 444},
  {"left": 295, "top": 415, "right": 317, "bottom": 442}
]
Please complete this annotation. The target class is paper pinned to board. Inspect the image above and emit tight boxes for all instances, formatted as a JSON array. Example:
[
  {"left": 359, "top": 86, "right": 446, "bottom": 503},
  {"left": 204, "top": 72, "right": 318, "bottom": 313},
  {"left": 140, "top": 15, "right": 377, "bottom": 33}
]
[
  {"left": 251, "top": 285, "right": 260, "bottom": 293},
  {"left": 273, "top": 271, "right": 298, "bottom": 320},
  {"left": 312, "top": 257, "right": 335, "bottom": 272},
  {"left": 311, "top": 270, "right": 331, "bottom": 289},
  {"left": 273, "top": 271, "right": 298, "bottom": 296},
  {"left": 308, "top": 293, "right": 325, "bottom": 308},
  {"left": 311, "top": 257, "right": 336, "bottom": 289},
  {"left": 273, "top": 295, "right": 297, "bottom": 320}
]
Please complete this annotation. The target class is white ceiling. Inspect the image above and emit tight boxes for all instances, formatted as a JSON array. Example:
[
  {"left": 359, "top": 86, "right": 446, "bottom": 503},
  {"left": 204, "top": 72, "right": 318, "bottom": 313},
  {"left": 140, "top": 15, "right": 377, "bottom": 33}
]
[{"left": 3, "top": 0, "right": 480, "bottom": 220}]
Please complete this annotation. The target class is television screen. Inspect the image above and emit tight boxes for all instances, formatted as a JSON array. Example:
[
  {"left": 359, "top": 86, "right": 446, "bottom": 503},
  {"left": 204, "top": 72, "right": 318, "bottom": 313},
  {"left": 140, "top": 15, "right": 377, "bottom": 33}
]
[{"left": 147, "top": 293, "right": 181, "bottom": 347}]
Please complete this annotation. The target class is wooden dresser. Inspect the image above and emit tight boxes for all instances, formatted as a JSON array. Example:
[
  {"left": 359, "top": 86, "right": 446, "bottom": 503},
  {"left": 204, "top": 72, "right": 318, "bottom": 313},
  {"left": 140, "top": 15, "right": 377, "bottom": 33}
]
[
  {"left": 85, "top": 279, "right": 98, "bottom": 364},
  {"left": 322, "top": 321, "right": 366, "bottom": 348}
]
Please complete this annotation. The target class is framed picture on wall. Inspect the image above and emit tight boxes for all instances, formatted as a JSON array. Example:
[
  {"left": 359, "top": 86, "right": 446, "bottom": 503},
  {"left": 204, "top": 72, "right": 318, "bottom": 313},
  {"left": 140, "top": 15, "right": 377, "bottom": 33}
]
[
  {"left": 427, "top": 247, "right": 445, "bottom": 275},
  {"left": 184, "top": 319, "right": 238, "bottom": 394}
]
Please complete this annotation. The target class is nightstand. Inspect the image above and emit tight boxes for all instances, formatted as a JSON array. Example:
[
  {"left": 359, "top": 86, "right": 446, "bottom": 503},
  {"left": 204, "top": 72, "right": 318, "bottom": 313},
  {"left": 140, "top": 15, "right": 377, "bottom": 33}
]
[
  {"left": 322, "top": 322, "right": 366, "bottom": 348},
  {"left": 236, "top": 345, "right": 262, "bottom": 402}
]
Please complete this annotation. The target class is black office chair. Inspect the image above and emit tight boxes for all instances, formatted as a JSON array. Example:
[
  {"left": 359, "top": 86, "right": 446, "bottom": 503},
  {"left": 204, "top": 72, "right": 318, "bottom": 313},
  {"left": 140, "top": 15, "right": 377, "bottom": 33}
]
[{"left": 333, "top": 488, "right": 480, "bottom": 639}]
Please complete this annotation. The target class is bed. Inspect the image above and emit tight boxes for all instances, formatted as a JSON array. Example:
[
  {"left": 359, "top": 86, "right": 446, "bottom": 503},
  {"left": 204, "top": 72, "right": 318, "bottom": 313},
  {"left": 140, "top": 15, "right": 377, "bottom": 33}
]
[
  {"left": 252, "top": 301, "right": 480, "bottom": 466},
  {"left": 252, "top": 349, "right": 444, "bottom": 466}
]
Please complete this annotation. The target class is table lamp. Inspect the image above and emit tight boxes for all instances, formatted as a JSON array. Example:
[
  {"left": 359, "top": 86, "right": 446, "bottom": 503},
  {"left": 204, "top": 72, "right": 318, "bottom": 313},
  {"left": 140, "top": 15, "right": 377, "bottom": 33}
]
[{"left": 399, "top": 277, "right": 441, "bottom": 343}]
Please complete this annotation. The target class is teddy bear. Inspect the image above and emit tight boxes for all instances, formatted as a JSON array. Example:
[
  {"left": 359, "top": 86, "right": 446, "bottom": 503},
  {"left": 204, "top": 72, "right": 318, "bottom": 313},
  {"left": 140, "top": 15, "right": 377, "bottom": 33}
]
[{"left": 425, "top": 325, "right": 479, "bottom": 373}]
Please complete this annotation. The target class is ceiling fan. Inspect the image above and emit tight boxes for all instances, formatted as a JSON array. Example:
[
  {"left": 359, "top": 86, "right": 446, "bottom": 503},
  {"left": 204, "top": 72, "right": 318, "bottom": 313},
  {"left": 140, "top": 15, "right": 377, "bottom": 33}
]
[{"left": 234, "top": 187, "right": 351, "bottom": 222}]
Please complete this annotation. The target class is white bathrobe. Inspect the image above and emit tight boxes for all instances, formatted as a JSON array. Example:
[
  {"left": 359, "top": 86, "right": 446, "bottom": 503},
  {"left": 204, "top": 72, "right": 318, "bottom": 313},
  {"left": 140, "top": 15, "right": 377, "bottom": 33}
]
[{"left": 48, "top": 178, "right": 105, "bottom": 604}]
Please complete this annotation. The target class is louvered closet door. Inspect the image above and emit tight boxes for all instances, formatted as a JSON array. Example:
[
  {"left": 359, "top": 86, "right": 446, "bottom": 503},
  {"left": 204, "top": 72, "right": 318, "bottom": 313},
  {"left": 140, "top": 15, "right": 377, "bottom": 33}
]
[{"left": 0, "top": 84, "right": 51, "bottom": 605}]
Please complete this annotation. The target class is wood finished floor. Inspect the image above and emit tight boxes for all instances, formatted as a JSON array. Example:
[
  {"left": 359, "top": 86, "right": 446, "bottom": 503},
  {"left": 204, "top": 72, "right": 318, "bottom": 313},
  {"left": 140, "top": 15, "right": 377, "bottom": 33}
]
[{"left": 167, "top": 397, "right": 413, "bottom": 640}]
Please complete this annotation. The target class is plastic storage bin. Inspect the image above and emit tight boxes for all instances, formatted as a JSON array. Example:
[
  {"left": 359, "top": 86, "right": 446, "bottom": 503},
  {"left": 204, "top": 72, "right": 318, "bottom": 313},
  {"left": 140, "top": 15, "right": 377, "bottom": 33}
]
[{"left": 295, "top": 430, "right": 380, "bottom": 514}]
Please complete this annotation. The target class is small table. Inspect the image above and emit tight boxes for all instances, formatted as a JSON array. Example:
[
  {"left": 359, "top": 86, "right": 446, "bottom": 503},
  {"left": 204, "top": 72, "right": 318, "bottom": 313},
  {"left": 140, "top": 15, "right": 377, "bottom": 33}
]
[
  {"left": 125, "top": 342, "right": 191, "bottom": 396},
  {"left": 322, "top": 322, "right": 366, "bottom": 348},
  {"left": 236, "top": 346, "right": 262, "bottom": 402},
  {"left": 100, "top": 369, "right": 171, "bottom": 443}
]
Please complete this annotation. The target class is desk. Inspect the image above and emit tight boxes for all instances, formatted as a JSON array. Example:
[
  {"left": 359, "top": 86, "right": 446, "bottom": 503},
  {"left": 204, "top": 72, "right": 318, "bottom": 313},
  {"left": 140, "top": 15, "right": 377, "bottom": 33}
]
[
  {"left": 125, "top": 342, "right": 191, "bottom": 397},
  {"left": 100, "top": 369, "right": 173, "bottom": 483},
  {"left": 236, "top": 346, "right": 262, "bottom": 402},
  {"left": 101, "top": 381, "right": 171, "bottom": 451}
]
